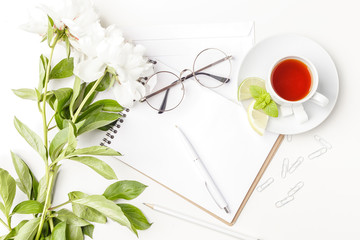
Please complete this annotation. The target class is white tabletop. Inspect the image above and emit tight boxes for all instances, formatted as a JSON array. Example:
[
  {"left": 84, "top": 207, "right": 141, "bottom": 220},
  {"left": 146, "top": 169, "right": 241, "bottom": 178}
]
[{"left": 0, "top": 0, "right": 359, "bottom": 239}]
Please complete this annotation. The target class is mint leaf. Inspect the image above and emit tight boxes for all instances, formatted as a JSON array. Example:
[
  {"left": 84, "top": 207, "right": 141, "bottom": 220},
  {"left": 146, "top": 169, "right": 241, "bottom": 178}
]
[
  {"left": 250, "top": 86, "right": 278, "bottom": 118},
  {"left": 254, "top": 99, "right": 266, "bottom": 110},
  {"left": 250, "top": 85, "right": 267, "bottom": 99},
  {"left": 264, "top": 100, "right": 278, "bottom": 117}
]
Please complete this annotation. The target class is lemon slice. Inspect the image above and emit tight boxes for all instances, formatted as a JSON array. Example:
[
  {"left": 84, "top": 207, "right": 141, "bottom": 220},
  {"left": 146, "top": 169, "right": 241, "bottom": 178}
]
[
  {"left": 238, "top": 77, "right": 266, "bottom": 101},
  {"left": 247, "top": 100, "right": 269, "bottom": 136}
]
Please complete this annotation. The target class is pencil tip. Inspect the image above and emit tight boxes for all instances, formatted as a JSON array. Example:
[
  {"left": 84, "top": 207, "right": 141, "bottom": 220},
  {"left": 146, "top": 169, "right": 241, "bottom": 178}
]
[{"left": 143, "top": 203, "right": 154, "bottom": 209}]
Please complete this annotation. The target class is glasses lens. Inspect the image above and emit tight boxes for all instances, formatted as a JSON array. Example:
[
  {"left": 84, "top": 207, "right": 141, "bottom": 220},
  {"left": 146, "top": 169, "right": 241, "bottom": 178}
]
[
  {"left": 145, "top": 71, "right": 185, "bottom": 113},
  {"left": 193, "top": 48, "right": 231, "bottom": 88}
]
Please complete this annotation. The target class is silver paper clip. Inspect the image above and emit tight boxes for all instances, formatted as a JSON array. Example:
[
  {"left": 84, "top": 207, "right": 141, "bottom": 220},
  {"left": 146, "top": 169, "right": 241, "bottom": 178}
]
[
  {"left": 288, "top": 181, "right": 304, "bottom": 196},
  {"left": 281, "top": 158, "right": 289, "bottom": 178},
  {"left": 314, "top": 135, "right": 332, "bottom": 149},
  {"left": 288, "top": 156, "right": 304, "bottom": 174},
  {"left": 308, "top": 147, "right": 327, "bottom": 160},
  {"left": 286, "top": 135, "right": 293, "bottom": 142},
  {"left": 257, "top": 177, "right": 274, "bottom": 192},
  {"left": 275, "top": 195, "right": 295, "bottom": 208}
]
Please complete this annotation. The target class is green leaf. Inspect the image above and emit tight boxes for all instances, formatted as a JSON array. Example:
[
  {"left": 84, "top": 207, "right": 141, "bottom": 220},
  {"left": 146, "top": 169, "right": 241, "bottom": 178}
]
[
  {"left": 72, "top": 83, "right": 87, "bottom": 113},
  {"left": 29, "top": 171, "right": 39, "bottom": 201},
  {"left": 56, "top": 209, "right": 90, "bottom": 227},
  {"left": 68, "top": 191, "right": 107, "bottom": 224},
  {"left": 254, "top": 98, "right": 267, "bottom": 110},
  {"left": 82, "top": 224, "right": 94, "bottom": 239},
  {"left": 51, "top": 222, "right": 66, "bottom": 240},
  {"left": 11, "top": 152, "right": 32, "bottom": 199},
  {"left": 66, "top": 224, "right": 83, "bottom": 240},
  {"left": 118, "top": 204, "right": 152, "bottom": 233},
  {"left": 39, "top": 55, "right": 49, "bottom": 92},
  {"left": 65, "top": 122, "right": 77, "bottom": 155},
  {"left": 70, "top": 77, "right": 81, "bottom": 118},
  {"left": 71, "top": 146, "right": 121, "bottom": 157},
  {"left": 14, "top": 117, "right": 47, "bottom": 161},
  {"left": 0, "top": 202, "right": 5, "bottom": 215},
  {"left": 53, "top": 88, "right": 73, "bottom": 112},
  {"left": 49, "top": 127, "right": 68, "bottom": 161},
  {"left": 250, "top": 85, "right": 267, "bottom": 99},
  {"left": 103, "top": 180, "right": 147, "bottom": 201},
  {"left": 12, "top": 89, "right": 37, "bottom": 101},
  {"left": 0, "top": 169, "right": 16, "bottom": 216},
  {"left": 14, "top": 217, "right": 40, "bottom": 240},
  {"left": 16, "top": 179, "right": 27, "bottom": 196},
  {"left": 4, "top": 220, "right": 28, "bottom": 239},
  {"left": 73, "top": 195, "right": 132, "bottom": 231},
  {"left": 37, "top": 176, "right": 47, "bottom": 203},
  {"left": 75, "top": 105, "right": 103, "bottom": 124},
  {"left": 263, "top": 100, "right": 279, "bottom": 117},
  {"left": 12, "top": 200, "right": 44, "bottom": 215},
  {"left": 90, "top": 99, "right": 124, "bottom": 112},
  {"left": 50, "top": 58, "right": 74, "bottom": 79},
  {"left": 95, "top": 72, "right": 111, "bottom": 92},
  {"left": 77, "top": 112, "right": 120, "bottom": 135},
  {"left": 47, "top": 16, "right": 54, "bottom": 47},
  {"left": 68, "top": 156, "right": 117, "bottom": 180}
]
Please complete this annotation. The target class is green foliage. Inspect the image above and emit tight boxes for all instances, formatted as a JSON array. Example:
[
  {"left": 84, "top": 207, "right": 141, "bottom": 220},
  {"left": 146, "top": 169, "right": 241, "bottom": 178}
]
[
  {"left": 12, "top": 89, "right": 37, "bottom": 101},
  {"left": 250, "top": 85, "right": 279, "bottom": 117},
  {"left": 103, "top": 181, "right": 147, "bottom": 201},
  {"left": 12, "top": 200, "right": 44, "bottom": 215},
  {"left": 1, "top": 12, "right": 150, "bottom": 240},
  {"left": 68, "top": 192, "right": 107, "bottom": 224},
  {"left": 49, "top": 58, "right": 74, "bottom": 79},
  {"left": 11, "top": 152, "right": 32, "bottom": 199},
  {"left": 0, "top": 169, "right": 16, "bottom": 217},
  {"left": 68, "top": 156, "right": 117, "bottom": 180},
  {"left": 118, "top": 204, "right": 152, "bottom": 234},
  {"left": 13, "top": 117, "right": 47, "bottom": 161}
]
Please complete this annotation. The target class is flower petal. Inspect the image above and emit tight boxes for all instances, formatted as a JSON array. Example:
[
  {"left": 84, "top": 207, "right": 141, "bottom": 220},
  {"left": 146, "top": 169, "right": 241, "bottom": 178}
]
[{"left": 74, "top": 57, "right": 105, "bottom": 82}]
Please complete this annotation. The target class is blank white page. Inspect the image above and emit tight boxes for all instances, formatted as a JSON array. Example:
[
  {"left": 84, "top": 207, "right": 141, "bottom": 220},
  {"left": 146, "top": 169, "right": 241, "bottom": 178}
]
[{"left": 107, "top": 80, "right": 278, "bottom": 222}]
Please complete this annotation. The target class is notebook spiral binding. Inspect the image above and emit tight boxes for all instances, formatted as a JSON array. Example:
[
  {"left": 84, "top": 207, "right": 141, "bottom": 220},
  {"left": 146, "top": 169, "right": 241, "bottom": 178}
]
[{"left": 100, "top": 108, "right": 130, "bottom": 146}]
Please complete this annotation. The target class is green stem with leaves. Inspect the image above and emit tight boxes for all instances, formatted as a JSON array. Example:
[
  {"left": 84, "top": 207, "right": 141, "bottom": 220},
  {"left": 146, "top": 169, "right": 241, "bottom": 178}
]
[
  {"left": 34, "top": 36, "right": 59, "bottom": 240},
  {"left": 72, "top": 74, "right": 105, "bottom": 123}
]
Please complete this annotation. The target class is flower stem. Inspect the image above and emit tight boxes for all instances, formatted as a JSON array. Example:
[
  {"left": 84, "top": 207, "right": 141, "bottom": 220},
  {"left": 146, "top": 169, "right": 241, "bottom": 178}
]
[
  {"left": 35, "top": 169, "right": 55, "bottom": 240},
  {"left": 72, "top": 74, "right": 105, "bottom": 123},
  {"left": 0, "top": 218, "right": 11, "bottom": 231},
  {"left": 35, "top": 34, "right": 60, "bottom": 240},
  {"left": 41, "top": 44, "right": 56, "bottom": 155},
  {"left": 48, "top": 200, "right": 71, "bottom": 211}
]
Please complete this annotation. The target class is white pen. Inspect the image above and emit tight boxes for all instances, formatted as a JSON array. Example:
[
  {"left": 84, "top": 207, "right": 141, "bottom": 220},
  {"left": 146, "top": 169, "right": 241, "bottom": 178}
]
[
  {"left": 144, "top": 203, "right": 260, "bottom": 240},
  {"left": 175, "top": 125, "right": 230, "bottom": 214}
]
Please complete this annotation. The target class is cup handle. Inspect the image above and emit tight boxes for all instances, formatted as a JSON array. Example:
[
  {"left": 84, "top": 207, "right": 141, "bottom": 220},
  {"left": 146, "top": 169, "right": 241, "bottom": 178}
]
[
  {"left": 292, "top": 104, "right": 308, "bottom": 123},
  {"left": 309, "top": 92, "right": 329, "bottom": 107}
]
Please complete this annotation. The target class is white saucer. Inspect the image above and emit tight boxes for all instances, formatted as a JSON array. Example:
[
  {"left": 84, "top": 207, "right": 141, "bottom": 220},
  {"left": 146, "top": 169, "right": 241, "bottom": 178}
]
[{"left": 238, "top": 34, "right": 339, "bottom": 135}]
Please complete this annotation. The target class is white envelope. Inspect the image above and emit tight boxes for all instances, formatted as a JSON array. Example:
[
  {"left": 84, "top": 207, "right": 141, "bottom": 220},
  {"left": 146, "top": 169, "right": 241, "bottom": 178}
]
[{"left": 122, "top": 22, "right": 255, "bottom": 102}]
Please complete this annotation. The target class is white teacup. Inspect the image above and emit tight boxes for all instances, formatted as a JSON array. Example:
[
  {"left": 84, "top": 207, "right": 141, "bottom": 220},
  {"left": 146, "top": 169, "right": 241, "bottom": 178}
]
[{"left": 266, "top": 56, "right": 329, "bottom": 123}]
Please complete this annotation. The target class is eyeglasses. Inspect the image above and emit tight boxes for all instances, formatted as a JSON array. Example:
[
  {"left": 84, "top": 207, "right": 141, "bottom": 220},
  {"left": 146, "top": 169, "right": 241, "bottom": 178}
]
[{"left": 139, "top": 48, "right": 232, "bottom": 114}]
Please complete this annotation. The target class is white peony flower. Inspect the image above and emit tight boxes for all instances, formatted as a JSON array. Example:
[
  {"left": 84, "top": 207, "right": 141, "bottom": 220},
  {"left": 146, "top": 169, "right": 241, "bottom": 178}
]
[
  {"left": 21, "top": 0, "right": 100, "bottom": 39},
  {"left": 22, "top": 0, "right": 154, "bottom": 108},
  {"left": 73, "top": 25, "right": 154, "bottom": 107}
]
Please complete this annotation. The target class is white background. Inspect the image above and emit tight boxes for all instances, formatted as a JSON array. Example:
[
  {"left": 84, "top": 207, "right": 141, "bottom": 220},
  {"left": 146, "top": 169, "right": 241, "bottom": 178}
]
[{"left": 0, "top": 0, "right": 359, "bottom": 240}]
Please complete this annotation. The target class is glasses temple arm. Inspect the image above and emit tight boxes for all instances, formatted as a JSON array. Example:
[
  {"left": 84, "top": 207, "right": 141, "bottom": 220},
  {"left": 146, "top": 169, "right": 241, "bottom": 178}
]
[
  {"left": 193, "top": 72, "right": 230, "bottom": 83},
  {"left": 158, "top": 88, "right": 170, "bottom": 114}
]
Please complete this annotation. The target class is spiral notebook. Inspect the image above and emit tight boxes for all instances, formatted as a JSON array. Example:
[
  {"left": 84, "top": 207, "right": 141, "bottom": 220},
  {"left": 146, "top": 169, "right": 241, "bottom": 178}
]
[{"left": 95, "top": 80, "right": 282, "bottom": 225}]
